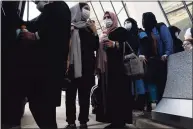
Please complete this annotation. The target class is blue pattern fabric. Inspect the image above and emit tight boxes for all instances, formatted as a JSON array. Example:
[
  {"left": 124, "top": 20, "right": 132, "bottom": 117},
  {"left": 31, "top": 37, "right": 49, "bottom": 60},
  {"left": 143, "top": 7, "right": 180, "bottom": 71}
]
[
  {"left": 132, "top": 79, "right": 146, "bottom": 95},
  {"left": 152, "top": 25, "right": 173, "bottom": 56},
  {"left": 138, "top": 31, "right": 148, "bottom": 39}
]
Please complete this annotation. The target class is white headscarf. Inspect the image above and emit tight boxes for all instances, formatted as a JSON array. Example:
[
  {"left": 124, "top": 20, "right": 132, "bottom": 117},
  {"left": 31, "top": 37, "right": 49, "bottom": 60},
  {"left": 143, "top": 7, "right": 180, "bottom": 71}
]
[{"left": 70, "top": 3, "right": 89, "bottom": 78}]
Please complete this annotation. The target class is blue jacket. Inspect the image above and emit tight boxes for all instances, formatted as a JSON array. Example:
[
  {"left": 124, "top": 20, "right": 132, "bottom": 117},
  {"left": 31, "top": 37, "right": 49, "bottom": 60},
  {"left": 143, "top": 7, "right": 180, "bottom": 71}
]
[{"left": 152, "top": 25, "right": 173, "bottom": 56}]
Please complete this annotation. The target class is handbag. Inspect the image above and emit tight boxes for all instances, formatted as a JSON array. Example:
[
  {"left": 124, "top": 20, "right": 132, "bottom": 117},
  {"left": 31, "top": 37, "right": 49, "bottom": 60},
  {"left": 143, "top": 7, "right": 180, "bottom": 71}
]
[{"left": 123, "top": 42, "right": 144, "bottom": 79}]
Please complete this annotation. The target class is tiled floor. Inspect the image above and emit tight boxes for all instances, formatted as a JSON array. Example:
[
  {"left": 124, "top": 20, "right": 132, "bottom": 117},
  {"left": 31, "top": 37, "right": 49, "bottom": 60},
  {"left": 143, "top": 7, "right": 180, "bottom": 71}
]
[{"left": 21, "top": 92, "right": 136, "bottom": 129}]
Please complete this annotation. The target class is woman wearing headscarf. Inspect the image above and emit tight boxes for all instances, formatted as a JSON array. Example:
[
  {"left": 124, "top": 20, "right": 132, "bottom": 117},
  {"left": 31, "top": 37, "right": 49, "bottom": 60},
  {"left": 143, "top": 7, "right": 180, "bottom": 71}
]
[
  {"left": 96, "top": 11, "right": 132, "bottom": 129},
  {"left": 141, "top": 12, "right": 173, "bottom": 104},
  {"left": 168, "top": 26, "right": 184, "bottom": 53},
  {"left": 65, "top": 3, "right": 99, "bottom": 129},
  {"left": 124, "top": 18, "right": 149, "bottom": 112}
]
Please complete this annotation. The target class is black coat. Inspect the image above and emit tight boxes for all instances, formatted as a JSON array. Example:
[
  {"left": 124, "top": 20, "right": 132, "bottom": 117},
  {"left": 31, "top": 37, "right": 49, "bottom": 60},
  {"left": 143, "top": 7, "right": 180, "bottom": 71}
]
[
  {"left": 19, "top": 1, "right": 71, "bottom": 106},
  {"left": 69, "top": 27, "right": 99, "bottom": 86},
  {"left": 96, "top": 42, "right": 132, "bottom": 124}
]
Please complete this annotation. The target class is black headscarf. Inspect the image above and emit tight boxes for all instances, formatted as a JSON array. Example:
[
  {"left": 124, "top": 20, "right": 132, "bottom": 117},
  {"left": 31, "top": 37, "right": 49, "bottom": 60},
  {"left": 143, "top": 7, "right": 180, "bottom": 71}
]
[
  {"left": 124, "top": 17, "right": 139, "bottom": 53},
  {"left": 124, "top": 17, "right": 138, "bottom": 35},
  {"left": 168, "top": 26, "right": 181, "bottom": 39},
  {"left": 168, "top": 26, "right": 184, "bottom": 53},
  {"left": 142, "top": 12, "right": 157, "bottom": 32}
]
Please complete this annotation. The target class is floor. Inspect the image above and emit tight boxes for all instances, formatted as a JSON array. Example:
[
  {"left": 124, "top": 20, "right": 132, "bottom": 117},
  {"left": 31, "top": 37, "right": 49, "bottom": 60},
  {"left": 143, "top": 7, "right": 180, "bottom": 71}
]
[{"left": 21, "top": 92, "right": 137, "bottom": 129}]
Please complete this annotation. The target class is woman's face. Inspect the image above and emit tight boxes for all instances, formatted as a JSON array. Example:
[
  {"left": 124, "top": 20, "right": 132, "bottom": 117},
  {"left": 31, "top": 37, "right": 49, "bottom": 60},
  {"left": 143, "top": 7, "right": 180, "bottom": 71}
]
[
  {"left": 124, "top": 20, "right": 132, "bottom": 31},
  {"left": 104, "top": 13, "right": 111, "bottom": 20},
  {"left": 81, "top": 5, "right": 90, "bottom": 20},
  {"left": 103, "top": 13, "right": 113, "bottom": 28}
]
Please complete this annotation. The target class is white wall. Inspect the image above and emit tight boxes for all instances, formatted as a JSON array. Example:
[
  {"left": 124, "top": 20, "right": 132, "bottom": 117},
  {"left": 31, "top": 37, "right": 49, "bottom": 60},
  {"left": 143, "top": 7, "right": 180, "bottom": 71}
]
[{"left": 126, "top": 2, "right": 168, "bottom": 28}]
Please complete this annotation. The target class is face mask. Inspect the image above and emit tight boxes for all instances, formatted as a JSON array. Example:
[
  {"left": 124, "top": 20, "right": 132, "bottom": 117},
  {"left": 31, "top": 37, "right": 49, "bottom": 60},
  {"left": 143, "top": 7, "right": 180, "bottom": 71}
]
[
  {"left": 36, "top": 2, "right": 48, "bottom": 12},
  {"left": 82, "top": 8, "right": 90, "bottom": 20},
  {"left": 125, "top": 22, "right": 132, "bottom": 31},
  {"left": 104, "top": 19, "right": 113, "bottom": 28},
  {"left": 175, "top": 32, "right": 180, "bottom": 39}
]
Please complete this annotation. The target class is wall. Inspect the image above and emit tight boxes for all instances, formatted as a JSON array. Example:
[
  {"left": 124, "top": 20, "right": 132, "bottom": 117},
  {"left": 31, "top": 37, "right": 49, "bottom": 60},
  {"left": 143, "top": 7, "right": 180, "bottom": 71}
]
[{"left": 126, "top": 2, "right": 168, "bottom": 28}]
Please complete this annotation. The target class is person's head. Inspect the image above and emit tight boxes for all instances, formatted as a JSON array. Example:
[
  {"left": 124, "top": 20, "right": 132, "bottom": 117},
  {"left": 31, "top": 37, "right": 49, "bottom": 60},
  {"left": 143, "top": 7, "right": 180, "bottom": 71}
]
[
  {"left": 124, "top": 18, "right": 138, "bottom": 32},
  {"left": 103, "top": 11, "right": 118, "bottom": 33},
  {"left": 70, "top": 2, "right": 90, "bottom": 23},
  {"left": 79, "top": 2, "right": 90, "bottom": 21},
  {"left": 168, "top": 26, "right": 181, "bottom": 39},
  {"left": 34, "top": 1, "right": 53, "bottom": 12},
  {"left": 142, "top": 12, "right": 157, "bottom": 31}
]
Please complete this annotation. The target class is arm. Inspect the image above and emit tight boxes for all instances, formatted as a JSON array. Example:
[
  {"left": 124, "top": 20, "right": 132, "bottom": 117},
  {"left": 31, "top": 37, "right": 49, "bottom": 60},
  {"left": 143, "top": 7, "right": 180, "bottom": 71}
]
[
  {"left": 93, "top": 35, "right": 100, "bottom": 51},
  {"left": 160, "top": 25, "right": 173, "bottom": 56}
]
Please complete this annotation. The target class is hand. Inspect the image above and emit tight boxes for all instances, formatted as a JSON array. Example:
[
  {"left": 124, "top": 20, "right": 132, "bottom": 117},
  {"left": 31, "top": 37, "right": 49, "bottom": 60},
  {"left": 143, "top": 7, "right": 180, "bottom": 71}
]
[
  {"left": 20, "top": 32, "right": 36, "bottom": 40},
  {"left": 161, "top": 54, "right": 168, "bottom": 61},
  {"left": 88, "top": 21, "right": 97, "bottom": 34},
  {"left": 139, "top": 55, "right": 147, "bottom": 64},
  {"left": 104, "top": 40, "right": 115, "bottom": 48}
]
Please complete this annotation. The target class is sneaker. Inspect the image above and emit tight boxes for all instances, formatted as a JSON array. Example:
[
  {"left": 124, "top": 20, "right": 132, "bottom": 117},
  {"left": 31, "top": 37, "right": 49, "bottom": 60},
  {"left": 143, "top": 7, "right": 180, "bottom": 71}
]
[
  {"left": 65, "top": 124, "right": 77, "bottom": 129},
  {"left": 79, "top": 124, "right": 88, "bottom": 129}
]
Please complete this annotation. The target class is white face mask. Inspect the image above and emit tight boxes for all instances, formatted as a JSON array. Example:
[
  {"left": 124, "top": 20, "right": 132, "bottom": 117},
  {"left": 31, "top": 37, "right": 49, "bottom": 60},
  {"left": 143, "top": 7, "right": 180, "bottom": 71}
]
[
  {"left": 104, "top": 19, "right": 113, "bottom": 28},
  {"left": 124, "top": 22, "right": 132, "bottom": 31},
  {"left": 82, "top": 8, "right": 90, "bottom": 20},
  {"left": 36, "top": 2, "right": 48, "bottom": 12},
  {"left": 175, "top": 32, "right": 180, "bottom": 39}
]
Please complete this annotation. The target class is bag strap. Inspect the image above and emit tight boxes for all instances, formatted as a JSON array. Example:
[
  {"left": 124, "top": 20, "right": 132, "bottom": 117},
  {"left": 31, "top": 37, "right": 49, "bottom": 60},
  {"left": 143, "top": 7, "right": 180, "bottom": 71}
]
[{"left": 124, "top": 41, "right": 135, "bottom": 55}]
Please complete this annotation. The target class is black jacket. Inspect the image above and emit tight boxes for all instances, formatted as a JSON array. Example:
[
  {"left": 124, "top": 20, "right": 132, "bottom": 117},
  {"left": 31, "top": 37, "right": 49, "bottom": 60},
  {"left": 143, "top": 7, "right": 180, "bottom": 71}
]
[
  {"left": 72, "top": 27, "right": 99, "bottom": 86},
  {"left": 26, "top": 1, "right": 71, "bottom": 106}
]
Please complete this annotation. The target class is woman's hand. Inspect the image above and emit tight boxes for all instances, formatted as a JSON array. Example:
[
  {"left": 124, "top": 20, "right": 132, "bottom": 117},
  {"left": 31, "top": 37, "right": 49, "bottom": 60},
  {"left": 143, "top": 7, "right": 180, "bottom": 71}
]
[
  {"left": 104, "top": 40, "right": 115, "bottom": 48},
  {"left": 19, "top": 32, "right": 36, "bottom": 40},
  {"left": 88, "top": 21, "right": 97, "bottom": 34},
  {"left": 139, "top": 55, "right": 147, "bottom": 64}
]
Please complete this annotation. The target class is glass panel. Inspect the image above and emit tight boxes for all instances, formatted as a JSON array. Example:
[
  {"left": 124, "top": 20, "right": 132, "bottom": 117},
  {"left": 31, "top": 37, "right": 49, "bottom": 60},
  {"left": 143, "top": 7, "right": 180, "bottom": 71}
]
[
  {"left": 187, "top": 2, "right": 193, "bottom": 16},
  {"left": 167, "top": 8, "right": 192, "bottom": 39},
  {"left": 112, "top": 2, "right": 122, "bottom": 14},
  {"left": 66, "top": 2, "right": 78, "bottom": 8},
  {"left": 100, "top": 2, "right": 115, "bottom": 13},
  {"left": 23, "top": 1, "right": 41, "bottom": 21},
  {"left": 87, "top": 2, "right": 101, "bottom": 30},
  {"left": 112, "top": 2, "right": 128, "bottom": 26},
  {"left": 91, "top": 2, "right": 105, "bottom": 29},
  {"left": 186, "top": 1, "right": 193, "bottom": 5},
  {"left": 160, "top": 2, "right": 184, "bottom": 14}
]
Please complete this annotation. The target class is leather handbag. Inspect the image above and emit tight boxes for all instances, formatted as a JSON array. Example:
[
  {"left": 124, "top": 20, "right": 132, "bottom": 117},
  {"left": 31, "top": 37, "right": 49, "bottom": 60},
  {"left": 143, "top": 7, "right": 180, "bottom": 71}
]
[{"left": 123, "top": 42, "right": 144, "bottom": 79}]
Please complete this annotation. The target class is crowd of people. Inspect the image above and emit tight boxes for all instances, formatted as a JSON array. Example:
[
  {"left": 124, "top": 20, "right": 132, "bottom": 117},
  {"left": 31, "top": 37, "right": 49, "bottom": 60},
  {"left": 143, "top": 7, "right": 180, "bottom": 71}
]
[{"left": 2, "top": 1, "right": 193, "bottom": 129}]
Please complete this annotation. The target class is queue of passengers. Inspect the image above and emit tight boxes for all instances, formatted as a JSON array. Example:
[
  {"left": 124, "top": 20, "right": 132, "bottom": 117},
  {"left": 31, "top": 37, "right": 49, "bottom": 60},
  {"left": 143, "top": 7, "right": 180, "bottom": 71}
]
[{"left": 2, "top": 1, "right": 193, "bottom": 129}]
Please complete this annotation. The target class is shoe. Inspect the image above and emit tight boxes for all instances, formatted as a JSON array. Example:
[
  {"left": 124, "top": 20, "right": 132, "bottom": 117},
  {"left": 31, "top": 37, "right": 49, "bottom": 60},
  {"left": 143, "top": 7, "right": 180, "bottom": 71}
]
[
  {"left": 79, "top": 124, "right": 88, "bottom": 129},
  {"left": 65, "top": 124, "right": 77, "bottom": 129}
]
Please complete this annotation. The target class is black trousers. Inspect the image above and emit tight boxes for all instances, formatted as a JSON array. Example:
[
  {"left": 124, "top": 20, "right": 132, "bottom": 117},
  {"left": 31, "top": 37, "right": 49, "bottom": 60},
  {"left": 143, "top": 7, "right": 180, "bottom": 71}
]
[
  {"left": 66, "top": 77, "right": 92, "bottom": 124},
  {"left": 145, "top": 58, "right": 167, "bottom": 104},
  {"left": 2, "top": 71, "right": 58, "bottom": 129}
]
